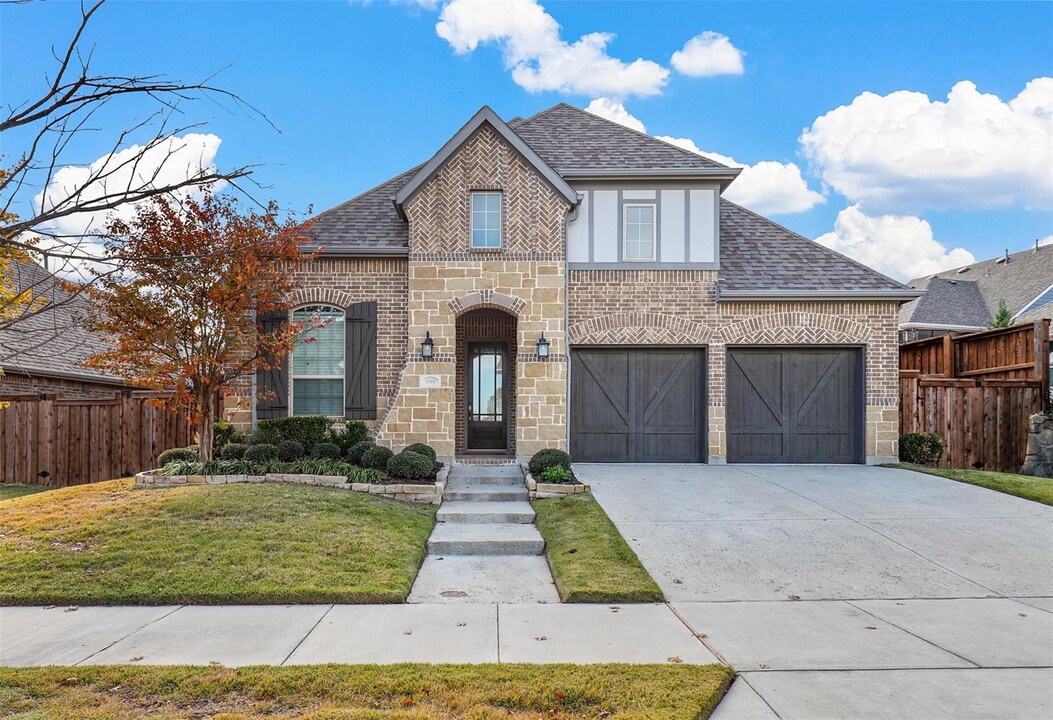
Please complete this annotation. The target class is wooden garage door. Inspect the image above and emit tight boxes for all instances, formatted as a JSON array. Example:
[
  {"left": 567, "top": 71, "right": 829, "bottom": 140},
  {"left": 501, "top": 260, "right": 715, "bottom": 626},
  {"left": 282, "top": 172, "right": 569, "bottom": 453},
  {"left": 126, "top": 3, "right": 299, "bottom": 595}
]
[
  {"left": 726, "top": 348, "right": 864, "bottom": 464},
  {"left": 571, "top": 349, "right": 706, "bottom": 463}
]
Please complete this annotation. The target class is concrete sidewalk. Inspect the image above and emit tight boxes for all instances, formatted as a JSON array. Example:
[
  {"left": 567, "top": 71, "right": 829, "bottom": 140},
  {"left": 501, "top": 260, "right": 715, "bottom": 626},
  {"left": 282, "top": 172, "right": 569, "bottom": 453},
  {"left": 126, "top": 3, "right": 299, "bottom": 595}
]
[{"left": 0, "top": 603, "right": 719, "bottom": 667}]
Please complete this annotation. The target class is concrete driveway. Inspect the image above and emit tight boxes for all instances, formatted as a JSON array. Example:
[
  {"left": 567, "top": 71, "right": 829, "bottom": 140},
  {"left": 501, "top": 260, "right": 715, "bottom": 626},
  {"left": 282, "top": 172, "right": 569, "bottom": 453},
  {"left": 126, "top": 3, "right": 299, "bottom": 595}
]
[{"left": 576, "top": 463, "right": 1053, "bottom": 720}]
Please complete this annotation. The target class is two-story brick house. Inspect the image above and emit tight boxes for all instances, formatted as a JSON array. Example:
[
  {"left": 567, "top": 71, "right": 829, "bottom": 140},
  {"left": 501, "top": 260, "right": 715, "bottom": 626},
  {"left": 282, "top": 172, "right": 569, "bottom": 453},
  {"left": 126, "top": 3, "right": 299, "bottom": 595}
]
[{"left": 234, "top": 103, "right": 919, "bottom": 465}]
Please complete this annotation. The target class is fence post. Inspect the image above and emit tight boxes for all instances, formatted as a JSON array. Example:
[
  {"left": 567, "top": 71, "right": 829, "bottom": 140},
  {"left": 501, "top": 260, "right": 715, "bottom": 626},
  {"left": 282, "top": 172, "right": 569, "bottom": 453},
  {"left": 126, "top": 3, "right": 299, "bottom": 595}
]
[
  {"left": 1035, "top": 319, "right": 1050, "bottom": 402},
  {"left": 943, "top": 334, "right": 955, "bottom": 378}
]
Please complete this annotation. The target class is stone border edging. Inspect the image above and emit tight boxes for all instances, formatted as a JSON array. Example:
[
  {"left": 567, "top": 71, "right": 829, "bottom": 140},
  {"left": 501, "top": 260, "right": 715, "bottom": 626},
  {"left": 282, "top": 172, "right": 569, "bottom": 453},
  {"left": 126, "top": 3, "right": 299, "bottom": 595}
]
[
  {"left": 135, "top": 466, "right": 449, "bottom": 504},
  {"left": 520, "top": 463, "right": 591, "bottom": 499}
]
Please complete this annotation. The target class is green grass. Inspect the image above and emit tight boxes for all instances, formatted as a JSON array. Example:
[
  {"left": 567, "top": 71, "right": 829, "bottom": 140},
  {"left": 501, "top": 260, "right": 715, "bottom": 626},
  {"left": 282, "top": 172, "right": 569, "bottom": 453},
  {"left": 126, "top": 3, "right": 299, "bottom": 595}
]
[
  {"left": 0, "top": 664, "right": 734, "bottom": 720},
  {"left": 0, "top": 484, "right": 50, "bottom": 501},
  {"left": 532, "top": 494, "right": 664, "bottom": 603},
  {"left": 893, "top": 464, "right": 1053, "bottom": 506},
  {"left": 0, "top": 478, "right": 436, "bottom": 605}
]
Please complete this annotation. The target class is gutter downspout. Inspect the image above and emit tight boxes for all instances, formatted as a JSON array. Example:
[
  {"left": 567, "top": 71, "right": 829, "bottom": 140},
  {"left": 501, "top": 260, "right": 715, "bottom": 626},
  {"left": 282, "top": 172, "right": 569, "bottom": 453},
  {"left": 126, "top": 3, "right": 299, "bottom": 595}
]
[{"left": 563, "top": 194, "right": 584, "bottom": 454}]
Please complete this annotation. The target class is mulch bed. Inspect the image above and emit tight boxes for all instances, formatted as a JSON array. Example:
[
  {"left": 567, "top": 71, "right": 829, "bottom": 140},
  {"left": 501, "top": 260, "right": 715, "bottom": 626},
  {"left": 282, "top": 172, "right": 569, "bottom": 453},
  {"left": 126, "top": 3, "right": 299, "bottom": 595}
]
[{"left": 356, "top": 462, "right": 445, "bottom": 486}]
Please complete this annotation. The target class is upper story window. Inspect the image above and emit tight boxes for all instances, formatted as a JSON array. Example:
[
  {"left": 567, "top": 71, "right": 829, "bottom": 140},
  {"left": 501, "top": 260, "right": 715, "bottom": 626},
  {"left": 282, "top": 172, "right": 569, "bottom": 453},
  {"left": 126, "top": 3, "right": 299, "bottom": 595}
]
[
  {"left": 291, "top": 305, "right": 344, "bottom": 416},
  {"left": 623, "top": 203, "right": 656, "bottom": 261},
  {"left": 471, "top": 192, "right": 502, "bottom": 248}
]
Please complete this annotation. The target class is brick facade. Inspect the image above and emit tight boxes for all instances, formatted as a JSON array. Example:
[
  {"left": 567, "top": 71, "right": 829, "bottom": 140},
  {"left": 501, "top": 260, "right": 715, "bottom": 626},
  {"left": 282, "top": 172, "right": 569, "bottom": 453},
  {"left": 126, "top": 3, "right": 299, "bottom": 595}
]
[
  {"left": 372, "top": 124, "right": 572, "bottom": 459},
  {"left": 568, "top": 270, "right": 900, "bottom": 462},
  {"left": 0, "top": 372, "right": 124, "bottom": 400}
]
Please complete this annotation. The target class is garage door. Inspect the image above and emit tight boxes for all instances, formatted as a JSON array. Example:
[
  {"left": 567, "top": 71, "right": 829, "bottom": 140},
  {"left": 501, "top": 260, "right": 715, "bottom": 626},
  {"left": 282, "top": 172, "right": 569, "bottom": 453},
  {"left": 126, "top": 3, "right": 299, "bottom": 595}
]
[
  {"left": 570, "top": 348, "right": 706, "bottom": 463},
  {"left": 726, "top": 347, "right": 863, "bottom": 464}
]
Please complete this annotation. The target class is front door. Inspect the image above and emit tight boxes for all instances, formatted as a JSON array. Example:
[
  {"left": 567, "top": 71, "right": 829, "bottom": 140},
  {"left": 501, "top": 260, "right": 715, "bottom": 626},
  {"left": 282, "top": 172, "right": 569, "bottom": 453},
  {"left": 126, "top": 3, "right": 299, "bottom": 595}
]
[{"left": 467, "top": 342, "right": 508, "bottom": 450}]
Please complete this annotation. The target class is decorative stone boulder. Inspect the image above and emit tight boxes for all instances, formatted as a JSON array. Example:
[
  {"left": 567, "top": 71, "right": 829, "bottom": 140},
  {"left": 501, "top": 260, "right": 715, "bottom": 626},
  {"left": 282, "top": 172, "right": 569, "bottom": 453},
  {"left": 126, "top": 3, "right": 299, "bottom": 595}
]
[{"left": 1022, "top": 413, "right": 1053, "bottom": 477}]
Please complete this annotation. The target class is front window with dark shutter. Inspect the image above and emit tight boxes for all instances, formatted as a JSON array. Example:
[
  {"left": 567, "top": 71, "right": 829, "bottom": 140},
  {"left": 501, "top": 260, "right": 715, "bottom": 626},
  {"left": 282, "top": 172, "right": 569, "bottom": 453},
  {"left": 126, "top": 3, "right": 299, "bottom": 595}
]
[{"left": 291, "top": 305, "right": 345, "bottom": 416}]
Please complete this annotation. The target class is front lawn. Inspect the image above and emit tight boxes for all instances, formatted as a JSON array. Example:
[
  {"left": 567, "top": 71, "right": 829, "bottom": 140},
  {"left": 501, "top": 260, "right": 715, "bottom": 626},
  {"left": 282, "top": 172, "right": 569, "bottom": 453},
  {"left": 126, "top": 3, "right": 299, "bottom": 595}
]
[
  {"left": 532, "top": 494, "right": 664, "bottom": 603},
  {"left": 894, "top": 465, "right": 1053, "bottom": 506},
  {"left": 0, "top": 478, "right": 435, "bottom": 605},
  {"left": 0, "top": 484, "right": 50, "bottom": 501},
  {"left": 0, "top": 664, "right": 734, "bottom": 720}
]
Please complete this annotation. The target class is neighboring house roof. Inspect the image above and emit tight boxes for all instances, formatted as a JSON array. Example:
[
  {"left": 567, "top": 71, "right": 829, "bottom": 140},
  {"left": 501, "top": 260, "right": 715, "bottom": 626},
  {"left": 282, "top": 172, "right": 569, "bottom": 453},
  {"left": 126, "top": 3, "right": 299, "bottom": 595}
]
[
  {"left": 900, "top": 243, "right": 1053, "bottom": 328},
  {"left": 0, "top": 258, "right": 124, "bottom": 386},
  {"left": 305, "top": 102, "right": 914, "bottom": 297}
]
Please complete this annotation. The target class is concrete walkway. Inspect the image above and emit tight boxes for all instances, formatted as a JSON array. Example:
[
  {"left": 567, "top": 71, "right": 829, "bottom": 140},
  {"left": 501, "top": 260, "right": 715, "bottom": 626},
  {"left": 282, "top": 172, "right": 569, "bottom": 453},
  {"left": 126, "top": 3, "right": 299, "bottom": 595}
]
[
  {"left": 0, "top": 603, "right": 718, "bottom": 666},
  {"left": 578, "top": 463, "right": 1053, "bottom": 720},
  {"left": 408, "top": 464, "right": 559, "bottom": 603}
]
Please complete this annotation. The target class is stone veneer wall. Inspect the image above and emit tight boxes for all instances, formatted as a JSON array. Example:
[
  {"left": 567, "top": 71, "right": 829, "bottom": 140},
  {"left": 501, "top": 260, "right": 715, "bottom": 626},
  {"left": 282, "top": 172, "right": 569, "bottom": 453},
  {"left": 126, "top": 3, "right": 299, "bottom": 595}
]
[
  {"left": 222, "top": 257, "right": 409, "bottom": 433},
  {"left": 372, "top": 123, "right": 571, "bottom": 459},
  {"left": 568, "top": 270, "right": 901, "bottom": 462},
  {"left": 1023, "top": 413, "right": 1053, "bottom": 477}
]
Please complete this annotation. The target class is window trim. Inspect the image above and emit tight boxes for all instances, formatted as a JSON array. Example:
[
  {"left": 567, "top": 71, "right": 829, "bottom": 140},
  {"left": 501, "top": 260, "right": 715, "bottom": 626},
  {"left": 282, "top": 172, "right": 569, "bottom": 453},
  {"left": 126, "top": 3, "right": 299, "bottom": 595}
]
[
  {"left": 289, "top": 304, "right": 345, "bottom": 418},
  {"left": 622, "top": 202, "right": 657, "bottom": 262},
  {"left": 470, "top": 191, "right": 503, "bottom": 249}
]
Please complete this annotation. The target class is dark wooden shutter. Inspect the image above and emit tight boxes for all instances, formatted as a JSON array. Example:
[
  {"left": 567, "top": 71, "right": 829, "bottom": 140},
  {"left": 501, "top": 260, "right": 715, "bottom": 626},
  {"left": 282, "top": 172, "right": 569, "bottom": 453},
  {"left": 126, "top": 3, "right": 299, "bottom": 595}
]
[
  {"left": 256, "top": 309, "right": 289, "bottom": 419},
  {"left": 345, "top": 301, "right": 377, "bottom": 419}
]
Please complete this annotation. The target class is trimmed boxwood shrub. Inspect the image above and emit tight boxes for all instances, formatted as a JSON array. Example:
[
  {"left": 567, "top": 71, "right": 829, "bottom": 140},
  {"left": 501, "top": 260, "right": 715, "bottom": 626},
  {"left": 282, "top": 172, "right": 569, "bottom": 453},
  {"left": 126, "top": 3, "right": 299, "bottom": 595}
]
[
  {"left": 347, "top": 441, "right": 375, "bottom": 465},
  {"left": 387, "top": 450, "right": 433, "bottom": 480},
  {"left": 899, "top": 432, "right": 944, "bottom": 466},
  {"left": 312, "top": 442, "right": 342, "bottom": 460},
  {"left": 158, "top": 447, "right": 197, "bottom": 466},
  {"left": 244, "top": 443, "right": 279, "bottom": 463},
  {"left": 361, "top": 445, "right": 394, "bottom": 471},
  {"left": 255, "top": 416, "right": 332, "bottom": 452},
  {"left": 331, "top": 421, "right": 369, "bottom": 455},
  {"left": 528, "top": 448, "right": 571, "bottom": 477},
  {"left": 403, "top": 442, "right": 437, "bottom": 463},
  {"left": 218, "top": 442, "right": 248, "bottom": 461},
  {"left": 277, "top": 440, "right": 305, "bottom": 462}
]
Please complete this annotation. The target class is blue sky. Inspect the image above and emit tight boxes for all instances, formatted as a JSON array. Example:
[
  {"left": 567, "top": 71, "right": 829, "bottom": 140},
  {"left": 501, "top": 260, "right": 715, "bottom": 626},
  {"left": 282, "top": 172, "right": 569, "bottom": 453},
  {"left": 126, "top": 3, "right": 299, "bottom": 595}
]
[{"left": 3, "top": 0, "right": 1051, "bottom": 280}]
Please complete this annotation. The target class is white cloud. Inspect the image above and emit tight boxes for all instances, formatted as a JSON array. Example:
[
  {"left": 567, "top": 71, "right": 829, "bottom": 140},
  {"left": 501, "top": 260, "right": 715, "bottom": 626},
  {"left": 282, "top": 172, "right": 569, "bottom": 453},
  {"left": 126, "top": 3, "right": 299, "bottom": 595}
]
[
  {"left": 584, "top": 98, "right": 824, "bottom": 215},
  {"left": 435, "top": 0, "right": 668, "bottom": 97},
  {"left": 816, "top": 204, "right": 976, "bottom": 280},
  {"left": 801, "top": 78, "right": 1053, "bottom": 212},
  {"left": 670, "top": 31, "right": 744, "bottom": 77},
  {"left": 584, "top": 97, "right": 647, "bottom": 132},
  {"left": 33, "top": 133, "right": 224, "bottom": 277},
  {"left": 1039, "top": 235, "right": 1053, "bottom": 247}
]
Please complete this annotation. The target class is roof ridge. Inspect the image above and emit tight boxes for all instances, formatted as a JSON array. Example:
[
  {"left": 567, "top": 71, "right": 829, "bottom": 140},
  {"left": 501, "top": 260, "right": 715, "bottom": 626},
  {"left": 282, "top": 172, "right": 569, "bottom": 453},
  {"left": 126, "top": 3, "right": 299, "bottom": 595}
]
[{"left": 720, "top": 198, "right": 909, "bottom": 290}]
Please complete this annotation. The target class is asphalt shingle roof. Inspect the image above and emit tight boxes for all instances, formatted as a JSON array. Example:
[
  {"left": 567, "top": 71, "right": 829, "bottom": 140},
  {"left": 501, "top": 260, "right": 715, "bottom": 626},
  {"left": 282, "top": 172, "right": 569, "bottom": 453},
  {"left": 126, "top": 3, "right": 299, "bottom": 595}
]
[
  {"left": 508, "top": 102, "right": 727, "bottom": 171},
  {"left": 0, "top": 259, "right": 121, "bottom": 384},
  {"left": 303, "top": 102, "right": 908, "bottom": 295},
  {"left": 899, "top": 244, "right": 1053, "bottom": 327},
  {"left": 717, "top": 200, "right": 908, "bottom": 293}
]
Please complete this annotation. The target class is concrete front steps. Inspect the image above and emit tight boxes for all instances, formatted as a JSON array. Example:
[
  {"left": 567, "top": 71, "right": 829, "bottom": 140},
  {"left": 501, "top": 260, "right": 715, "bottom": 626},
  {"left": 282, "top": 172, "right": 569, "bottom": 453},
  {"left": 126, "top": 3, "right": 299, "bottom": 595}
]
[{"left": 408, "top": 463, "right": 559, "bottom": 604}]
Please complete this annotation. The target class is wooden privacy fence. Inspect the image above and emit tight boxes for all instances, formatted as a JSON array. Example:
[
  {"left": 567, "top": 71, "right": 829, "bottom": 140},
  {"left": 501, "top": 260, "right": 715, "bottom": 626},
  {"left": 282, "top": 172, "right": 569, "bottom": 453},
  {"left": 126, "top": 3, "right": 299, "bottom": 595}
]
[
  {"left": 1, "top": 393, "right": 197, "bottom": 487},
  {"left": 900, "top": 320, "right": 1050, "bottom": 472}
]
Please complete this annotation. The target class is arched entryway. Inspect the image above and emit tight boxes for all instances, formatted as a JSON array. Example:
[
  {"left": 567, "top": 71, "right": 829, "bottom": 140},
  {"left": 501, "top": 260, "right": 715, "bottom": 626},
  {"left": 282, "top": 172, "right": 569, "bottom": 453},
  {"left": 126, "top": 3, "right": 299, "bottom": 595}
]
[{"left": 456, "top": 308, "right": 517, "bottom": 456}]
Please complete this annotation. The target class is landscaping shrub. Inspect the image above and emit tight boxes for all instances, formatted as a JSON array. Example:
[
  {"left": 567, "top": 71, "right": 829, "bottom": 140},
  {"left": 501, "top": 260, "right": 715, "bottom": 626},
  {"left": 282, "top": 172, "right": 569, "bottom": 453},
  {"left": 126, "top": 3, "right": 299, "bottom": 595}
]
[
  {"left": 255, "top": 416, "right": 332, "bottom": 451},
  {"left": 404, "top": 442, "right": 437, "bottom": 463},
  {"left": 529, "top": 448, "right": 572, "bottom": 477},
  {"left": 361, "top": 445, "right": 394, "bottom": 471},
  {"left": 218, "top": 443, "right": 248, "bottom": 460},
  {"left": 244, "top": 443, "right": 279, "bottom": 463},
  {"left": 277, "top": 440, "right": 306, "bottom": 462},
  {"left": 899, "top": 432, "right": 945, "bottom": 466},
  {"left": 347, "top": 441, "right": 375, "bottom": 465},
  {"left": 539, "top": 465, "right": 572, "bottom": 483},
  {"left": 312, "top": 442, "right": 342, "bottom": 460},
  {"left": 213, "top": 420, "right": 237, "bottom": 449},
  {"left": 330, "top": 421, "right": 369, "bottom": 455},
  {"left": 158, "top": 447, "right": 197, "bottom": 466},
  {"left": 387, "top": 450, "right": 433, "bottom": 480}
]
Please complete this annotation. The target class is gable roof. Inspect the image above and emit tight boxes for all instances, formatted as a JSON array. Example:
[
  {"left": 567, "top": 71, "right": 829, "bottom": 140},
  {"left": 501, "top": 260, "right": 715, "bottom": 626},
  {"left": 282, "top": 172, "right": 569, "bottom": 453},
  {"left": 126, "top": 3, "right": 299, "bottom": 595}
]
[
  {"left": 716, "top": 200, "right": 917, "bottom": 298},
  {"left": 394, "top": 105, "right": 577, "bottom": 214},
  {"left": 899, "top": 243, "right": 1053, "bottom": 328},
  {"left": 302, "top": 102, "right": 913, "bottom": 297},
  {"left": 0, "top": 258, "right": 124, "bottom": 386}
]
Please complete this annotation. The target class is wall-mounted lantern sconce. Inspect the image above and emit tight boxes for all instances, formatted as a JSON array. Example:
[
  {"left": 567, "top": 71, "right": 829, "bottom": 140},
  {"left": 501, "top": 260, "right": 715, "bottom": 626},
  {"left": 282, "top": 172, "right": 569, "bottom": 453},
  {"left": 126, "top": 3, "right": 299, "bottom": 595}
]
[
  {"left": 421, "top": 331, "right": 434, "bottom": 360},
  {"left": 536, "top": 333, "right": 550, "bottom": 359}
]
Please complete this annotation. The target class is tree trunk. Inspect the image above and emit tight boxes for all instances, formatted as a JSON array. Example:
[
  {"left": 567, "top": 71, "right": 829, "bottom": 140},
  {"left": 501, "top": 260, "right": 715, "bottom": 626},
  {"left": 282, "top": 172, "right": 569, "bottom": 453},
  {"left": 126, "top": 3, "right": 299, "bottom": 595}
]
[{"left": 197, "top": 393, "right": 215, "bottom": 462}]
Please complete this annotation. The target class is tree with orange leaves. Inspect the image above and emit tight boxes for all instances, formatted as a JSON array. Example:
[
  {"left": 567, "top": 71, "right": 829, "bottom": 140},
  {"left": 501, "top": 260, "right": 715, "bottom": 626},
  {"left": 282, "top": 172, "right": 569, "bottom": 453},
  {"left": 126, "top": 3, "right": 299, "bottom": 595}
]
[{"left": 86, "top": 193, "right": 316, "bottom": 461}]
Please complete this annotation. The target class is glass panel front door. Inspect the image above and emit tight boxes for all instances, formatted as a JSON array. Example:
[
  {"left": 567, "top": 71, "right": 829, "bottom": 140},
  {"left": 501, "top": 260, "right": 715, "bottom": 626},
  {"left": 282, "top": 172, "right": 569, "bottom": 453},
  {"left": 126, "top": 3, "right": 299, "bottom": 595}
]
[{"left": 467, "top": 343, "right": 508, "bottom": 450}]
